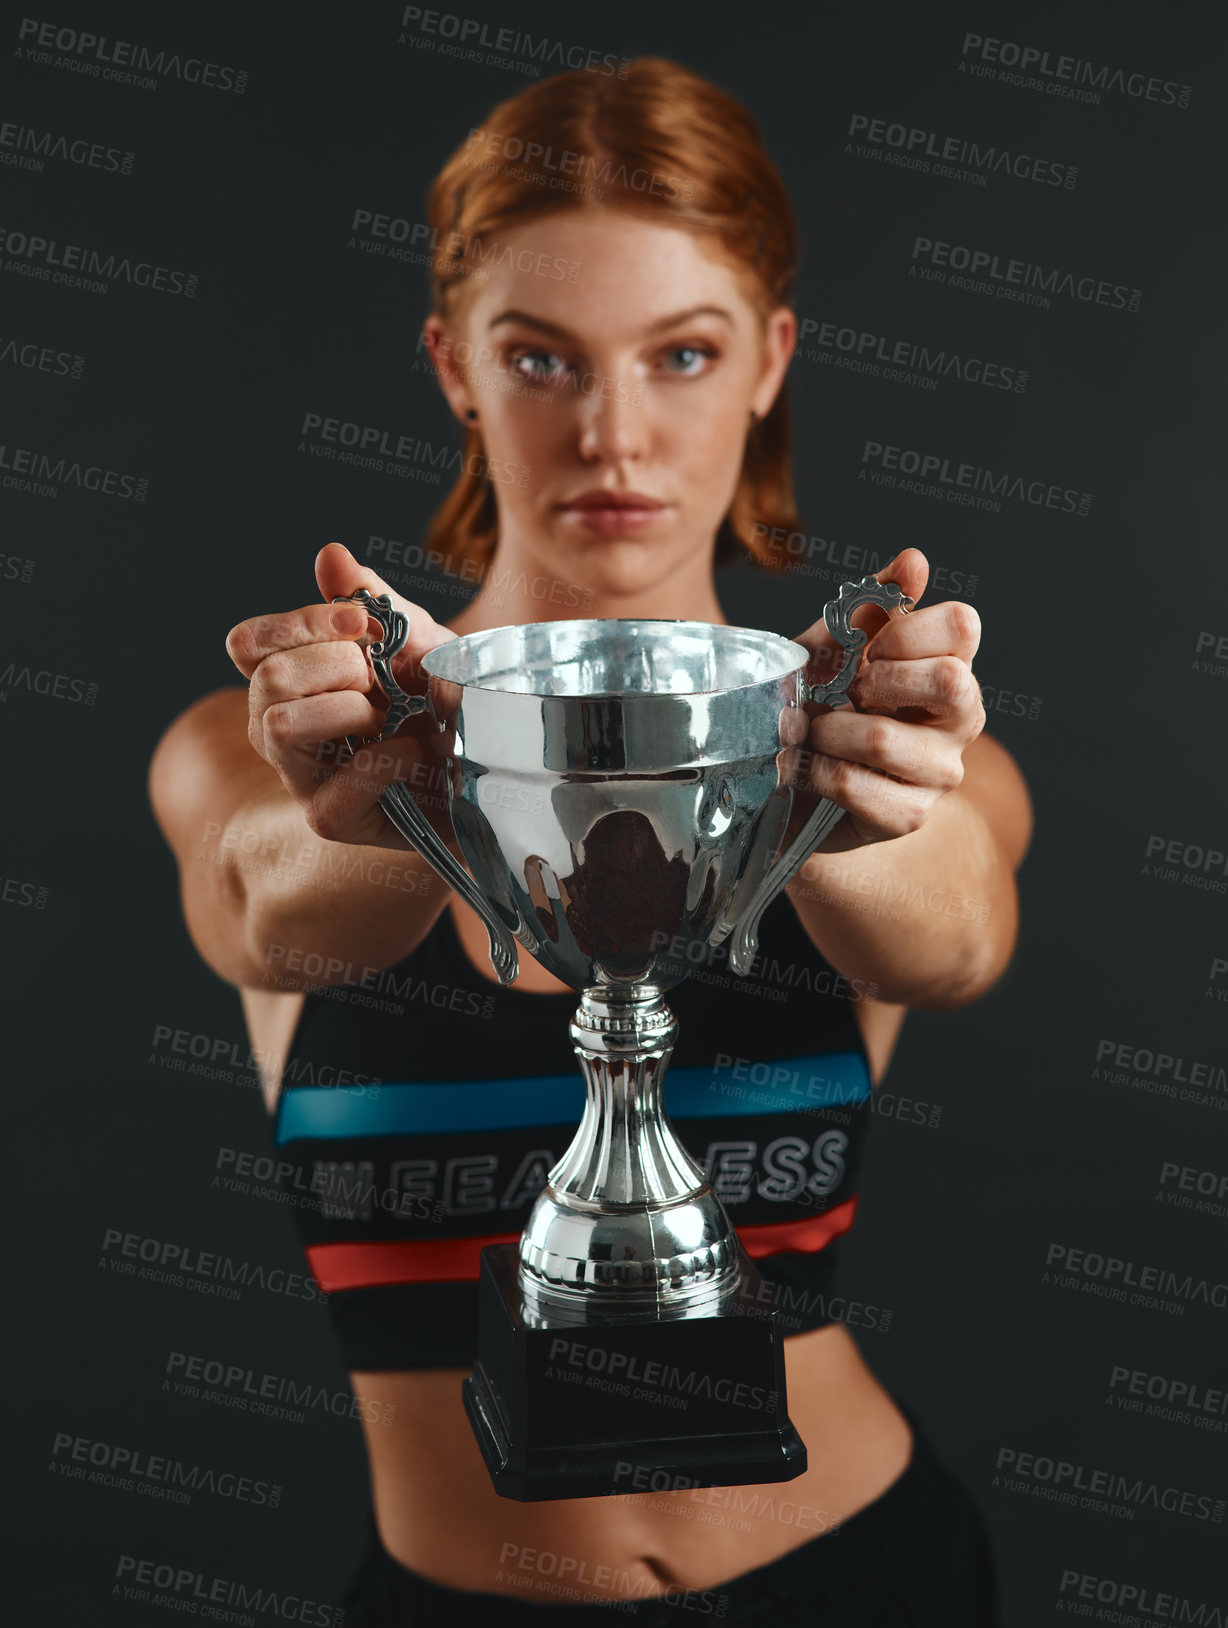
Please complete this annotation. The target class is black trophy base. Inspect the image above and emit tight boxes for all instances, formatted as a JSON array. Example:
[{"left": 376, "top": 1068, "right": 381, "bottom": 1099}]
[{"left": 461, "top": 1243, "right": 807, "bottom": 1501}]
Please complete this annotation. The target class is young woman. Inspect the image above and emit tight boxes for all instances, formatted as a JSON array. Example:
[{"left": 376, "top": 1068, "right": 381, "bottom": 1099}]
[{"left": 151, "top": 56, "right": 1030, "bottom": 1627}]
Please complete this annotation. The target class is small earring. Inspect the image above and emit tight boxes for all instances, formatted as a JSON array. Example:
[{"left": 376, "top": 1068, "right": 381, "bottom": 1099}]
[
  {"left": 465, "top": 408, "right": 478, "bottom": 421},
  {"left": 748, "top": 408, "right": 758, "bottom": 422}
]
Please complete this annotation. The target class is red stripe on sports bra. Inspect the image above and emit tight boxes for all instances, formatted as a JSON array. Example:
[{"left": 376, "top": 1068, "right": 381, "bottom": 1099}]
[
  {"left": 739, "top": 1195, "right": 857, "bottom": 1256},
  {"left": 305, "top": 1198, "right": 858, "bottom": 1292},
  {"left": 308, "top": 1232, "right": 522, "bottom": 1289}
]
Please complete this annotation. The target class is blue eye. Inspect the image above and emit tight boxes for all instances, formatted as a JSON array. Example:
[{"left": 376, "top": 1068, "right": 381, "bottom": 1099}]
[
  {"left": 509, "top": 349, "right": 571, "bottom": 383},
  {"left": 662, "top": 345, "right": 715, "bottom": 375}
]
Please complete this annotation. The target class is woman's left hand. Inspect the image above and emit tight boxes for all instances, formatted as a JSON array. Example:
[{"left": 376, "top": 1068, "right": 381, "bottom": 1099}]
[{"left": 791, "top": 548, "right": 985, "bottom": 850}]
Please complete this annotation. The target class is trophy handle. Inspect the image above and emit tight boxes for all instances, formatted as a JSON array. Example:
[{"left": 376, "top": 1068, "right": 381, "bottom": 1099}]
[
  {"left": 332, "top": 588, "right": 521, "bottom": 987},
  {"left": 726, "top": 575, "right": 915, "bottom": 977}
]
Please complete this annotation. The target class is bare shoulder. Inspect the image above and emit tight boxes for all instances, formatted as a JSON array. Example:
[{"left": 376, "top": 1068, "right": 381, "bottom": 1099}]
[
  {"left": 149, "top": 686, "right": 260, "bottom": 857},
  {"left": 960, "top": 729, "right": 1033, "bottom": 870}
]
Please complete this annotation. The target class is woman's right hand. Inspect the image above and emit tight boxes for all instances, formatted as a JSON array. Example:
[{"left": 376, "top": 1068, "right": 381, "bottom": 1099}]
[{"left": 224, "top": 542, "right": 456, "bottom": 850}]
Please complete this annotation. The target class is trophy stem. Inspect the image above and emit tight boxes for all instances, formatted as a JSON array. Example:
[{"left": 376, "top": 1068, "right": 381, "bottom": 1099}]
[
  {"left": 556, "top": 991, "right": 701, "bottom": 1207},
  {"left": 518, "top": 989, "right": 741, "bottom": 1306}
]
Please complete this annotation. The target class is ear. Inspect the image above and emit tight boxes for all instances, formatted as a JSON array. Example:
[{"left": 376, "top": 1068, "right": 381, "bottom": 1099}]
[
  {"left": 422, "top": 313, "right": 476, "bottom": 427},
  {"left": 752, "top": 305, "right": 798, "bottom": 419}
]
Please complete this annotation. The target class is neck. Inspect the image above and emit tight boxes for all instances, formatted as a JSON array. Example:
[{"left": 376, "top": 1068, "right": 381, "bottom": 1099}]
[{"left": 446, "top": 536, "right": 727, "bottom": 636}]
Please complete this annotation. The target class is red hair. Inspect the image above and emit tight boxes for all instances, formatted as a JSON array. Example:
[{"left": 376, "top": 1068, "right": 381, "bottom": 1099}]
[{"left": 422, "top": 56, "right": 801, "bottom": 575}]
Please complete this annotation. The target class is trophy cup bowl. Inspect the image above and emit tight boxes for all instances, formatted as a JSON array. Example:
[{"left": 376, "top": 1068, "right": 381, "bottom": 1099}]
[{"left": 335, "top": 578, "right": 911, "bottom": 1499}]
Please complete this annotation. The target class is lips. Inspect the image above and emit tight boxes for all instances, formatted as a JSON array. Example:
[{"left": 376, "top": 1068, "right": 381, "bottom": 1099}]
[
  {"left": 560, "top": 491, "right": 665, "bottom": 511},
  {"left": 555, "top": 490, "right": 671, "bottom": 537}
]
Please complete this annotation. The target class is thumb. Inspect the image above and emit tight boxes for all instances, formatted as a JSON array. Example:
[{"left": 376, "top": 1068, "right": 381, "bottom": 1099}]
[
  {"left": 314, "top": 541, "right": 456, "bottom": 668},
  {"left": 794, "top": 547, "right": 928, "bottom": 684}
]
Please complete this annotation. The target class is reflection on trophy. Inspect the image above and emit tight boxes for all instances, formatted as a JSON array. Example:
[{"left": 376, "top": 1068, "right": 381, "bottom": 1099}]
[{"left": 335, "top": 576, "right": 912, "bottom": 1500}]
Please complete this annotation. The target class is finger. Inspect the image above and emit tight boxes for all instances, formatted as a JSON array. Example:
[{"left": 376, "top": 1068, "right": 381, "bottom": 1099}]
[
  {"left": 306, "top": 740, "right": 454, "bottom": 849},
  {"left": 314, "top": 542, "right": 456, "bottom": 669},
  {"left": 805, "top": 709, "right": 966, "bottom": 793},
  {"left": 851, "top": 655, "right": 984, "bottom": 732},
  {"left": 792, "top": 548, "right": 929, "bottom": 681},
  {"left": 862, "top": 601, "right": 981, "bottom": 666},
  {"left": 257, "top": 691, "right": 391, "bottom": 798},
  {"left": 226, "top": 600, "right": 370, "bottom": 681},
  {"left": 799, "top": 752, "right": 938, "bottom": 843},
  {"left": 250, "top": 640, "right": 374, "bottom": 708}
]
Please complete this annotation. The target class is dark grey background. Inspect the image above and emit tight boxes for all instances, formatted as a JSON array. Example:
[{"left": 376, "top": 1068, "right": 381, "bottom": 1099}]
[{"left": 5, "top": 1, "right": 1226, "bottom": 1621}]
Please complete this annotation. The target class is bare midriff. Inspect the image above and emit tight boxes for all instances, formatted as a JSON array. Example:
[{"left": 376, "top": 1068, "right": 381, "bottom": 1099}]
[{"left": 351, "top": 1321, "right": 913, "bottom": 1602}]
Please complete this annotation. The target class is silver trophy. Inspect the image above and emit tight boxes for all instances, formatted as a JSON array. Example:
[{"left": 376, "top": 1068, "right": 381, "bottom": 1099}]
[{"left": 336, "top": 576, "right": 912, "bottom": 1499}]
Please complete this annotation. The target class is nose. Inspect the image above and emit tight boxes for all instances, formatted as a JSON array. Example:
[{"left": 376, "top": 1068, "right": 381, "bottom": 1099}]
[{"left": 575, "top": 372, "right": 648, "bottom": 464}]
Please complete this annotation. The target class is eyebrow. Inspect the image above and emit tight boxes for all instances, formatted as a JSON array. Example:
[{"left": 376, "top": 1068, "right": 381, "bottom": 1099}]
[{"left": 486, "top": 304, "right": 735, "bottom": 339}]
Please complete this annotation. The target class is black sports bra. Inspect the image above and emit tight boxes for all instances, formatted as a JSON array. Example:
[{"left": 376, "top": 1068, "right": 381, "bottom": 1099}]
[{"left": 268, "top": 893, "right": 876, "bottom": 1369}]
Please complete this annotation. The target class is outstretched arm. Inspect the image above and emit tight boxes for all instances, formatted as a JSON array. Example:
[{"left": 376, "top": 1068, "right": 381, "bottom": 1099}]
[
  {"left": 784, "top": 549, "right": 1033, "bottom": 1010},
  {"left": 787, "top": 730, "right": 1031, "bottom": 1008}
]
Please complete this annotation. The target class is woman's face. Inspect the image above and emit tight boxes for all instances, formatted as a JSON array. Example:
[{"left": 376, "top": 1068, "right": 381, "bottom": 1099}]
[{"left": 424, "top": 209, "right": 796, "bottom": 599}]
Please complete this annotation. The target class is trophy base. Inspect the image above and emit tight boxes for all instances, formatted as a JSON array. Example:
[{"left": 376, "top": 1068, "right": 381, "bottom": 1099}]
[{"left": 461, "top": 1243, "right": 807, "bottom": 1502}]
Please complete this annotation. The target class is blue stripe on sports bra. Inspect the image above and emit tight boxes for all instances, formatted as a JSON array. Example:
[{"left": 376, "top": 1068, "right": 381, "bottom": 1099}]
[{"left": 274, "top": 1051, "right": 872, "bottom": 1144}]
